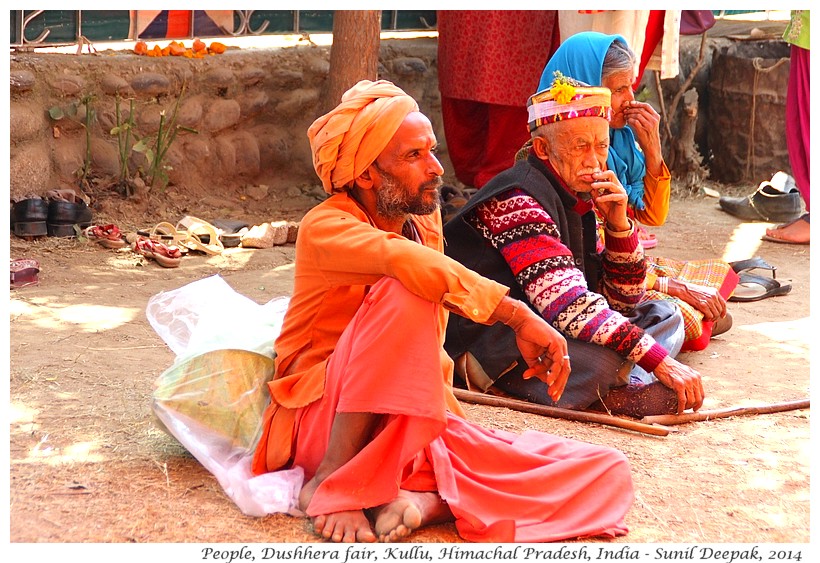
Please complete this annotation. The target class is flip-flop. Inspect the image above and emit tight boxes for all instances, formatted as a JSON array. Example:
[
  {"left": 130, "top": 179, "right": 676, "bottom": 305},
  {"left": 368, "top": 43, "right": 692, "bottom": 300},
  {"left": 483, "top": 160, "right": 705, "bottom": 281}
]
[
  {"left": 760, "top": 214, "right": 810, "bottom": 245},
  {"left": 728, "top": 272, "right": 792, "bottom": 302},
  {"left": 176, "top": 216, "right": 224, "bottom": 255},
  {"left": 729, "top": 257, "right": 777, "bottom": 278},
  {"left": 636, "top": 225, "right": 658, "bottom": 249}
]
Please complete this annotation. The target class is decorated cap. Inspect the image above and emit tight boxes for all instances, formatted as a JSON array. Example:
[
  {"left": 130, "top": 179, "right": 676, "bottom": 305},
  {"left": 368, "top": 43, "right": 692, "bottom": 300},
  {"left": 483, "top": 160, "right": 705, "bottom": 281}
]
[{"left": 527, "top": 71, "right": 611, "bottom": 132}]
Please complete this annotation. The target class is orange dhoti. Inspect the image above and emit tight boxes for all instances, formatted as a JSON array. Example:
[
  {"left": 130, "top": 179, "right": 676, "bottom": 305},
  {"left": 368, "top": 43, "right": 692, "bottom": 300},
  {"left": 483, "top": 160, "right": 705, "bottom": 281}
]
[{"left": 291, "top": 277, "right": 634, "bottom": 542}]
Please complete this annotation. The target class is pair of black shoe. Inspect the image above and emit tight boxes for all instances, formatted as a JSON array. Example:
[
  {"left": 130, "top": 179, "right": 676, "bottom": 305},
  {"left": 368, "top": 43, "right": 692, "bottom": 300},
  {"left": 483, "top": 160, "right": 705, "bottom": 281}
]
[
  {"left": 10, "top": 197, "right": 93, "bottom": 239},
  {"left": 718, "top": 171, "right": 804, "bottom": 223}
]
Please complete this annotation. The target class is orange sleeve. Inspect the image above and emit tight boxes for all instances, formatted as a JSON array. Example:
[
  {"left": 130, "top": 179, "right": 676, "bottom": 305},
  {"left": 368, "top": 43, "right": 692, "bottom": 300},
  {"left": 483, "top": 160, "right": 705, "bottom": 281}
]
[{"left": 633, "top": 160, "right": 671, "bottom": 226}]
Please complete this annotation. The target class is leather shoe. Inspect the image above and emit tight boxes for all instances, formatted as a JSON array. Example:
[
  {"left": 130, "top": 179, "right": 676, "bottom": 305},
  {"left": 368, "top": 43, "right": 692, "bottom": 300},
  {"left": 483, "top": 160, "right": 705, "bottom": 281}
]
[{"left": 719, "top": 172, "right": 803, "bottom": 223}]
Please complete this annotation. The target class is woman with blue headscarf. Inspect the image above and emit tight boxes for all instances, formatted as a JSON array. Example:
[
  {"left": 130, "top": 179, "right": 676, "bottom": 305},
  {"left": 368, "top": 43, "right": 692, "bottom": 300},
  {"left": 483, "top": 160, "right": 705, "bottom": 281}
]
[{"left": 538, "top": 31, "right": 738, "bottom": 352}]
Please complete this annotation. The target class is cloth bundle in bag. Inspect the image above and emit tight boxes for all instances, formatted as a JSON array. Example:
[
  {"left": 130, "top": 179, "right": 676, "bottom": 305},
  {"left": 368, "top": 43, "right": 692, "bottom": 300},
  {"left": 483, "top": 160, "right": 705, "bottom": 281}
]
[{"left": 147, "top": 275, "right": 303, "bottom": 516}]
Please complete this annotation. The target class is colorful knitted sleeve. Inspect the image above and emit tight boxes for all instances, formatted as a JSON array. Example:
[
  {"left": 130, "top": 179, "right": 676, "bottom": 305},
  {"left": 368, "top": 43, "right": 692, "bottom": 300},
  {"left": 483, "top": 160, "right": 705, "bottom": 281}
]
[{"left": 469, "top": 187, "right": 667, "bottom": 372}]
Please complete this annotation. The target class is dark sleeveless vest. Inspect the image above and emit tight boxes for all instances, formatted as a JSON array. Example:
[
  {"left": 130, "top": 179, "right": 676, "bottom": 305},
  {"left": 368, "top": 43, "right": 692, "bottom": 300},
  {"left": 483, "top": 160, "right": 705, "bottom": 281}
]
[{"left": 442, "top": 153, "right": 602, "bottom": 386}]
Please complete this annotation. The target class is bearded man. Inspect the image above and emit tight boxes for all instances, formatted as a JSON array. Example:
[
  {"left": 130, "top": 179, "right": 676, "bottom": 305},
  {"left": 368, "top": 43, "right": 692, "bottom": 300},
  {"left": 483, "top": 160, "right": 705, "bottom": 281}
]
[{"left": 251, "top": 80, "right": 634, "bottom": 543}]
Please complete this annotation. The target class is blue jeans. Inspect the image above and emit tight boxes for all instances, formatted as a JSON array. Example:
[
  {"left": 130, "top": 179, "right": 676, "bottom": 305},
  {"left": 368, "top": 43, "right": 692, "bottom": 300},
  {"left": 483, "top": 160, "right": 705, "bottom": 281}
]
[{"left": 492, "top": 300, "right": 685, "bottom": 409}]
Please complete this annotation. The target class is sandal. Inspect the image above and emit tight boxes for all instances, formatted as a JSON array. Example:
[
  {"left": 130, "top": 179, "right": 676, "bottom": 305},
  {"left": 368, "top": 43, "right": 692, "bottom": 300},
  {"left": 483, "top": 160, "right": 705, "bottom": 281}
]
[
  {"left": 729, "top": 257, "right": 777, "bottom": 278},
  {"left": 132, "top": 237, "right": 182, "bottom": 268},
  {"left": 761, "top": 213, "right": 810, "bottom": 245},
  {"left": 84, "top": 224, "right": 126, "bottom": 249},
  {"left": 636, "top": 225, "right": 658, "bottom": 249},
  {"left": 175, "top": 216, "right": 224, "bottom": 255},
  {"left": 728, "top": 272, "right": 792, "bottom": 302}
]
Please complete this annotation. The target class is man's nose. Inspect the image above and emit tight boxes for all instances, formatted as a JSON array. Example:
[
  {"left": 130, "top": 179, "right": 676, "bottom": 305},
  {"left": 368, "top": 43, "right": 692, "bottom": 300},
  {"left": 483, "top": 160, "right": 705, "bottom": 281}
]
[{"left": 429, "top": 153, "right": 444, "bottom": 177}]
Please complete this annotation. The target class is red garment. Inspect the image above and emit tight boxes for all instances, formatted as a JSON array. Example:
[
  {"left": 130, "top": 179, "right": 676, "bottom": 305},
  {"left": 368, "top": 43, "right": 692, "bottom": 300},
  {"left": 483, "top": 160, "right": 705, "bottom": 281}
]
[
  {"left": 437, "top": 11, "right": 560, "bottom": 188},
  {"left": 786, "top": 45, "right": 810, "bottom": 209},
  {"left": 440, "top": 98, "right": 530, "bottom": 188},
  {"left": 294, "top": 276, "right": 634, "bottom": 542},
  {"left": 636, "top": 10, "right": 666, "bottom": 86},
  {"left": 437, "top": 11, "right": 560, "bottom": 106}
]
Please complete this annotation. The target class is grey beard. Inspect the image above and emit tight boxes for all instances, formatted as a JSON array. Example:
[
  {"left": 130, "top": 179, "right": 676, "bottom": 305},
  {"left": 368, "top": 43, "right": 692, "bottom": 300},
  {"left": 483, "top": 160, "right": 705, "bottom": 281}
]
[{"left": 376, "top": 175, "right": 441, "bottom": 219}]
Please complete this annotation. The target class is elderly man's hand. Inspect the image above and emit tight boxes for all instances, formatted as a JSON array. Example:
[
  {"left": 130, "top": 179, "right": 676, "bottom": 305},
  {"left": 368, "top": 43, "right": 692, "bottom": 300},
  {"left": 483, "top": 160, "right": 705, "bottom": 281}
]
[
  {"left": 589, "top": 169, "right": 630, "bottom": 232},
  {"left": 652, "top": 357, "right": 705, "bottom": 414},
  {"left": 667, "top": 279, "right": 727, "bottom": 321}
]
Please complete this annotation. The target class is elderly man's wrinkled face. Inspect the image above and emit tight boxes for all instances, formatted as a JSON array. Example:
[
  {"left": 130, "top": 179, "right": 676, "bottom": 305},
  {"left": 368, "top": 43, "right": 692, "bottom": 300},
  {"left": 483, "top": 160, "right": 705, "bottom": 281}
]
[
  {"left": 538, "top": 117, "right": 610, "bottom": 193},
  {"left": 602, "top": 70, "right": 635, "bottom": 129},
  {"left": 371, "top": 112, "right": 444, "bottom": 219}
]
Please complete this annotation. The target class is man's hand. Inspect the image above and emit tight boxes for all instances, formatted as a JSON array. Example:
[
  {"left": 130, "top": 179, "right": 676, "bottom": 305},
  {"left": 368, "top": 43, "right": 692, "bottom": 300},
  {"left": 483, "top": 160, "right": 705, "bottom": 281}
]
[
  {"left": 667, "top": 278, "right": 727, "bottom": 321},
  {"left": 589, "top": 169, "right": 630, "bottom": 232},
  {"left": 512, "top": 310, "right": 570, "bottom": 403},
  {"left": 653, "top": 356, "right": 705, "bottom": 414}
]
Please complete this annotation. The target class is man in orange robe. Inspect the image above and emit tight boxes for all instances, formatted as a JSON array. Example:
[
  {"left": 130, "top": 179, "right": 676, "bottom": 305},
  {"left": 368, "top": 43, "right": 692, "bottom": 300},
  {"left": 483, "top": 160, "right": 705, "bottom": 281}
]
[{"left": 251, "top": 79, "right": 634, "bottom": 543}]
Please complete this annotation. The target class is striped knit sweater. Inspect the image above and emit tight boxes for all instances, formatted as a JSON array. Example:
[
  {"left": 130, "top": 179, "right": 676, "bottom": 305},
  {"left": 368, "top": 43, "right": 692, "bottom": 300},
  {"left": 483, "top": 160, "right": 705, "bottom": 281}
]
[{"left": 468, "top": 187, "right": 668, "bottom": 372}]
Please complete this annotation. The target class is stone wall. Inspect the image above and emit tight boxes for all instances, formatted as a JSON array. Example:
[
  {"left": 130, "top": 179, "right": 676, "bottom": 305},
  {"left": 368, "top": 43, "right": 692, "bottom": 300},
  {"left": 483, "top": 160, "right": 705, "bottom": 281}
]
[
  {"left": 9, "top": 38, "right": 444, "bottom": 200},
  {"left": 10, "top": 34, "right": 791, "bottom": 202}
]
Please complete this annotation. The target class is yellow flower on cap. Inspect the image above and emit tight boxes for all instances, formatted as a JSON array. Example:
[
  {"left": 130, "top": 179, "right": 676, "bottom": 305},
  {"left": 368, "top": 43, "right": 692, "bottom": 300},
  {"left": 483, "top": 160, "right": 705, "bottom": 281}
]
[{"left": 550, "top": 72, "right": 577, "bottom": 105}]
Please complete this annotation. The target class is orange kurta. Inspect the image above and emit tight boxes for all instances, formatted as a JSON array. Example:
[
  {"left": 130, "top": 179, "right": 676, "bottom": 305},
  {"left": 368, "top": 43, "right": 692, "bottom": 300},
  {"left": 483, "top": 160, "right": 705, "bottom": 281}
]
[{"left": 252, "top": 192, "right": 508, "bottom": 474}]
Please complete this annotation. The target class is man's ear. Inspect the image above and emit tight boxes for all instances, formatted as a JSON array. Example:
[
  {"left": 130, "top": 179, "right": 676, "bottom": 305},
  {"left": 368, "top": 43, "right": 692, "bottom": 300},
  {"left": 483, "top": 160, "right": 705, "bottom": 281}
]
[
  {"left": 355, "top": 165, "right": 376, "bottom": 190},
  {"left": 531, "top": 136, "right": 550, "bottom": 160}
]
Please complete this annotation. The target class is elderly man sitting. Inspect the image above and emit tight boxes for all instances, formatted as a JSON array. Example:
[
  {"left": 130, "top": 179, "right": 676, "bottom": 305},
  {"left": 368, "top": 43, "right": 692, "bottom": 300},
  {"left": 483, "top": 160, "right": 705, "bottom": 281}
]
[
  {"left": 444, "top": 74, "right": 705, "bottom": 418},
  {"left": 251, "top": 80, "right": 634, "bottom": 543}
]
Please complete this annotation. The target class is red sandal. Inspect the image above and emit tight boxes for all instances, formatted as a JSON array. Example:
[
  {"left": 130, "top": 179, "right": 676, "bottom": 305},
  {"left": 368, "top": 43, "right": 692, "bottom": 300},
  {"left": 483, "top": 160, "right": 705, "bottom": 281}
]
[
  {"left": 85, "top": 224, "right": 126, "bottom": 249},
  {"left": 132, "top": 237, "right": 182, "bottom": 268}
]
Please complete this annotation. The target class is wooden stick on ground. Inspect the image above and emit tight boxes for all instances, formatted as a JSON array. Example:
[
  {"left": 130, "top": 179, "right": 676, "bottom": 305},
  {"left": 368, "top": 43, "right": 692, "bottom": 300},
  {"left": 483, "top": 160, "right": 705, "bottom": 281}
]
[
  {"left": 640, "top": 399, "right": 810, "bottom": 426},
  {"left": 452, "top": 388, "right": 669, "bottom": 437}
]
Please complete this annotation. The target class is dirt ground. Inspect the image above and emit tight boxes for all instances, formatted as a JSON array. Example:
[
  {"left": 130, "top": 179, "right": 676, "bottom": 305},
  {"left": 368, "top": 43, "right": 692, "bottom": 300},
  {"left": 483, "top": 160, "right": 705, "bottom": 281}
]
[{"left": 8, "top": 181, "right": 812, "bottom": 554}]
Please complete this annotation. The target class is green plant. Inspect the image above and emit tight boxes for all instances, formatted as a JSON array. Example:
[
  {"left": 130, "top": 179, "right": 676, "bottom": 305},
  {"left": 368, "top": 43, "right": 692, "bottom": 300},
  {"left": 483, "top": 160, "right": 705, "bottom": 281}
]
[
  {"left": 109, "top": 94, "right": 137, "bottom": 192},
  {"left": 48, "top": 93, "right": 97, "bottom": 183},
  {"left": 132, "top": 85, "right": 197, "bottom": 190}
]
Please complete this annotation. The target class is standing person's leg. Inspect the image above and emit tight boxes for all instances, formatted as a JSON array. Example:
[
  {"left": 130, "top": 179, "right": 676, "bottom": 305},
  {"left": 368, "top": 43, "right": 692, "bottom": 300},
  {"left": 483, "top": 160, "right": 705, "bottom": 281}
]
[
  {"left": 440, "top": 96, "right": 488, "bottom": 188},
  {"left": 765, "top": 44, "right": 810, "bottom": 243},
  {"left": 472, "top": 104, "right": 531, "bottom": 188}
]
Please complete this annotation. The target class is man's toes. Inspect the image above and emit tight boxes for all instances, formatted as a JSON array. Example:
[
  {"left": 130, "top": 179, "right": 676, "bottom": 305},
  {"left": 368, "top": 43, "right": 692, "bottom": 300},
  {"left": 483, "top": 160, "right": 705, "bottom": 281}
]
[
  {"left": 312, "top": 515, "right": 327, "bottom": 536},
  {"left": 357, "top": 528, "right": 377, "bottom": 543}
]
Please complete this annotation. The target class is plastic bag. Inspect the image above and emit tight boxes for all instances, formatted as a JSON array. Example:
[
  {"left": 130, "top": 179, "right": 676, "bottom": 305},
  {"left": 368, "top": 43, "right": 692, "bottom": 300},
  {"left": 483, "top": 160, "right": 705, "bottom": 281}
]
[{"left": 147, "top": 275, "right": 303, "bottom": 517}]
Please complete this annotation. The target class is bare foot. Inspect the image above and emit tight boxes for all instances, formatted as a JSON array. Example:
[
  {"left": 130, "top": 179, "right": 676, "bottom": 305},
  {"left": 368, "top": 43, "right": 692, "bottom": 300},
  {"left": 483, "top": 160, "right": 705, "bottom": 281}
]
[
  {"left": 300, "top": 476, "right": 377, "bottom": 543},
  {"left": 764, "top": 215, "right": 810, "bottom": 244},
  {"left": 371, "top": 490, "right": 452, "bottom": 542},
  {"left": 313, "top": 511, "right": 377, "bottom": 543}
]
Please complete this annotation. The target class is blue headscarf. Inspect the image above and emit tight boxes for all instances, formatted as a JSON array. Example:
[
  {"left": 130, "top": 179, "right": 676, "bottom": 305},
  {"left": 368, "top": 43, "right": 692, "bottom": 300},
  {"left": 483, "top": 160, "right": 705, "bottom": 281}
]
[{"left": 538, "top": 32, "right": 647, "bottom": 210}]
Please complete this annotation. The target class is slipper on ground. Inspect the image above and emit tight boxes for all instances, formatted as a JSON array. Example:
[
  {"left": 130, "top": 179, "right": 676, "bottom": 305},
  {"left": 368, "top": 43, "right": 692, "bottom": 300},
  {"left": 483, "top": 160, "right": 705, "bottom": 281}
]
[
  {"left": 132, "top": 237, "right": 182, "bottom": 268},
  {"left": 729, "top": 257, "right": 777, "bottom": 277},
  {"left": 728, "top": 272, "right": 792, "bottom": 303},
  {"left": 85, "top": 224, "right": 126, "bottom": 249},
  {"left": 761, "top": 214, "right": 810, "bottom": 245},
  {"left": 176, "top": 216, "right": 224, "bottom": 255}
]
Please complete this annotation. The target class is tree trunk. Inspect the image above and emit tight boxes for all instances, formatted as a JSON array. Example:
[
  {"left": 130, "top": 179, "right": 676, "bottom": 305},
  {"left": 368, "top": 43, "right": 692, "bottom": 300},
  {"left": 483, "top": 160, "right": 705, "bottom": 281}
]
[{"left": 320, "top": 11, "right": 382, "bottom": 115}]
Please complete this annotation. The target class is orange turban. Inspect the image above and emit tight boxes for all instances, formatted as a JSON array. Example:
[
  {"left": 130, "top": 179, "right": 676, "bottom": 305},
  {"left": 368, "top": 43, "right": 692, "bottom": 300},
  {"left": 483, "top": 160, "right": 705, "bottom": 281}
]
[{"left": 308, "top": 80, "right": 419, "bottom": 194}]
